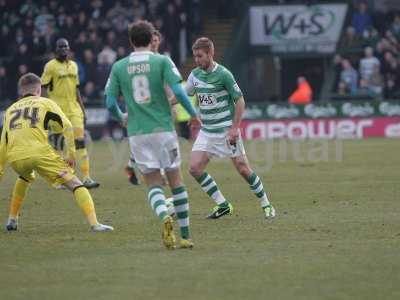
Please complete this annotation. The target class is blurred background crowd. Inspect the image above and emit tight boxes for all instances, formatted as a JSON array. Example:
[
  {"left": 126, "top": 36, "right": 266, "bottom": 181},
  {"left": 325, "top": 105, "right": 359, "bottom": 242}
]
[
  {"left": 0, "top": 0, "right": 202, "bottom": 105},
  {"left": 334, "top": 1, "right": 400, "bottom": 99},
  {"left": 1, "top": 0, "right": 400, "bottom": 106}
]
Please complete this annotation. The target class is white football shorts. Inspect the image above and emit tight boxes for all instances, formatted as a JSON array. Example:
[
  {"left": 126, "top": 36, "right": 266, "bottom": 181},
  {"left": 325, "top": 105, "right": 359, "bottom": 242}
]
[
  {"left": 129, "top": 131, "right": 181, "bottom": 174},
  {"left": 192, "top": 128, "right": 245, "bottom": 158}
]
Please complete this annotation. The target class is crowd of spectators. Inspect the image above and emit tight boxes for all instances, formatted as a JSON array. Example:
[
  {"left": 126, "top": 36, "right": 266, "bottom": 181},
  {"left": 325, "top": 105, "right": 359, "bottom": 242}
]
[
  {"left": 0, "top": 0, "right": 202, "bottom": 106},
  {"left": 335, "top": 1, "right": 400, "bottom": 99}
]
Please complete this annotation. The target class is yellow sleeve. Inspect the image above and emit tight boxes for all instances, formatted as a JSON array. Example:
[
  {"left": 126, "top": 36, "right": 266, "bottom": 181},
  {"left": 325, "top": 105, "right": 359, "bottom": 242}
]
[
  {"left": 46, "top": 101, "right": 76, "bottom": 159},
  {"left": 74, "top": 62, "right": 80, "bottom": 86},
  {"left": 41, "top": 62, "right": 53, "bottom": 86},
  {"left": 0, "top": 117, "right": 7, "bottom": 180}
]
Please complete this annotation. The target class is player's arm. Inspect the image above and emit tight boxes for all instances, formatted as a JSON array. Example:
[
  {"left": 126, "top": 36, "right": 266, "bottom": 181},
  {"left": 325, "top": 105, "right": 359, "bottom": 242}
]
[
  {"left": 40, "top": 62, "right": 53, "bottom": 97},
  {"left": 165, "top": 85, "right": 178, "bottom": 105},
  {"left": 170, "top": 84, "right": 197, "bottom": 117},
  {"left": 224, "top": 70, "right": 244, "bottom": 144},
  {"left": 45, "top": 102, "right": 76, "bottom": 164},
  {"left": 185, "top": 72, "right": 196, "bottom": 97},
  {"left": 105, "top": 65, "right": 124, "bottom": 123},
  {"left": 76, "top": 88, "right": 86, "bottom": 120},
  {"left": 74, "top": 63, "right": 86, "bottom": 120},
  {"left": 231, "top": 96, "right": 245, "bottom": 130},
  {"left": 184, "top": 72, "right": 199, "bottom": 107},
  {"left": 163, "top": 57, "right": 198, "bottom": 118},
  {"left": 0, "top": 118, "right": 7, "bottom": 180}
]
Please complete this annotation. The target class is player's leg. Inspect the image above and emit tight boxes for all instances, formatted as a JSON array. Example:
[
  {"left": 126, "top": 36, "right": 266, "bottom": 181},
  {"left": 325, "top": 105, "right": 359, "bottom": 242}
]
[
  {"left": 143, "top": 170, "right": 176, "bottom": 249},
  {"left": 35, "top": 153, "right": 112, "bottom": 231},
  {"left": 231, "top": 154, "right": 276, "bottom": 219},
  {"left": 125, "top": 155, "right": 140, "bottom": 185},
  {"left": 129, "top": 134, "right": 176, "bottom": 249},
  {"left": 62, "top": 177, "right": 113, "bottom": 231},
  {"left": 189, "top": 150, "right": 232, "bottom": 219},
  {"left": 6, "top": 159, "right": 36, "bottom": 231},
  {"left": 165, "top": 168, "right": 193, "bottom": 248},
  {"left": 70, "top": 115, "right": 99, "bottom": 189}
]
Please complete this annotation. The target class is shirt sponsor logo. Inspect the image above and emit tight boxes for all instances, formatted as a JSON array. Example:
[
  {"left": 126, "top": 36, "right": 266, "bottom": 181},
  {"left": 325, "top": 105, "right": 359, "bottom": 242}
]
[{"left": 198, "top": 93, "right": 217, "bottom": 107}]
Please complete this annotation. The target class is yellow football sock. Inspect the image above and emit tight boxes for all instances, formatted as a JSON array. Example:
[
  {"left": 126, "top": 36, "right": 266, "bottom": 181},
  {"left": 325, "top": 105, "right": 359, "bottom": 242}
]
[
  {"left": 73, "top": 186, "right": 98, "bottom": 226},
  {"left": 9, "top": 178, "right": 30, "bottom": 219},
  {"left": 76, "top": 148, "right": 90, "bottom": 179}
]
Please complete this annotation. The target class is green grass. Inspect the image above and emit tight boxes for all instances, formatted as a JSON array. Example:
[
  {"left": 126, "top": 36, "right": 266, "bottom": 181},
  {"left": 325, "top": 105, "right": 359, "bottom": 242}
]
[{"left": 0, "top": 138, "right": 399, "bottom": 300}]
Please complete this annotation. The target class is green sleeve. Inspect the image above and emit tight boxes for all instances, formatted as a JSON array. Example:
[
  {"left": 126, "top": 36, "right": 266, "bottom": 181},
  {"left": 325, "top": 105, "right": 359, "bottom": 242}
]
[
  {"left": 163, "top": 56, "right": 182, "bottom": 87},
  {"left": 224, "top": 69, "right": 243, "bottom": 101},
  {"left": 105, "top": 64, "right": 120, "bottom": 98}
]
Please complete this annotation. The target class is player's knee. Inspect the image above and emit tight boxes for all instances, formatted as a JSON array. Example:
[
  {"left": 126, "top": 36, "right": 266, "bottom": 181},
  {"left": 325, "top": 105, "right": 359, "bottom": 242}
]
[
  {"left": 75, "top": 139, "right": 85, "bottom": 150},
  {"left": 63, "top": 176, "right": 83, "bottom": 191},
  {"left": 19, "top": 175, "right": 35, "bottom": 184},
  {"left": 188, "top": 163, "right": 202, "bottom": 178},
  {"left": 236, "top": 162, "right": 251, "bottom": 178}
]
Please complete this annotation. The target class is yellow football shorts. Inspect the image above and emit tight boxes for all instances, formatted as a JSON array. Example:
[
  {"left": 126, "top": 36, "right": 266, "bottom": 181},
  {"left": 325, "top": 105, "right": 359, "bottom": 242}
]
[{"left": 10, "top": 151, "right": 75, "bottom": 185}]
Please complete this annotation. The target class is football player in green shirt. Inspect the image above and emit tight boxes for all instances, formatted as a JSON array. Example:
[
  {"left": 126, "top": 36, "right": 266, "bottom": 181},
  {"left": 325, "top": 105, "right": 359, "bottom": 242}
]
[
  {"left": 105, "top": 21, "right": 200, "bottom": 250},
  {"left": 186, "top": 37, "right": 276, "bottom": 219}
]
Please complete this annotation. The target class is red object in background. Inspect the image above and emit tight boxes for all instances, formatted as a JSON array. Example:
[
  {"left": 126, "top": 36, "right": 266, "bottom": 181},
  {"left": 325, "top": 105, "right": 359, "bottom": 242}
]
[{"left": 289, "top": 77, "right": 313, "bottom": 105}]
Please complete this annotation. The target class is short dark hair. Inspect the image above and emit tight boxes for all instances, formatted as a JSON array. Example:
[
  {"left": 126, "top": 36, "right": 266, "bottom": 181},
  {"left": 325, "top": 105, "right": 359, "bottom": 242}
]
[
  {"left": 128, "top": 20, "right": 155, "bottom": 48},
  {"left": 18, "top": 73, "right": 41, "bottom": 95},
  {"left": 192, "top": 37, "right": 214, "bottom": 53},
  {"left": 152, "top": 29, "right": 161, "bottom": 39}
]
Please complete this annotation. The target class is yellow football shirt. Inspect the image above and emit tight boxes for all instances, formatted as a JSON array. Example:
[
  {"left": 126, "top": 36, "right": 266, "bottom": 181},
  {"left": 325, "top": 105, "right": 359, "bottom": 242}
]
[
  {"left": 41, "top": 58, "right": 82, "bottom": 116},
  {"left": 0, "top": 95, "right": 75, "bottom": 176}
]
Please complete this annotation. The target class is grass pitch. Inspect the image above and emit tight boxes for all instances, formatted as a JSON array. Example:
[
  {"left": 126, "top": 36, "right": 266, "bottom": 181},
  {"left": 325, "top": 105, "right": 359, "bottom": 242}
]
[{"left": 0, "top": 138, "right": 399, "bottom": 300}]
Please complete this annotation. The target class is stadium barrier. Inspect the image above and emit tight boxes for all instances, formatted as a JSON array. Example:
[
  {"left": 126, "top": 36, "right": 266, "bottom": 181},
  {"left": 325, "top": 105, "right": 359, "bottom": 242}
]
[{"left": 1, "top": 100, "right": 399, "bottom": 140}]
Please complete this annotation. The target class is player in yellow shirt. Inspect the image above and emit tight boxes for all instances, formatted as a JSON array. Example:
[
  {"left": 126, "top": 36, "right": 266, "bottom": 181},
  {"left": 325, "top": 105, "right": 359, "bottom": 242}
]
[
  {"left": 41, "top": 38, "right": 99, "bottom": 189},
  {"left": 0, "top": 73, "right": 113, "bottom": 232}
]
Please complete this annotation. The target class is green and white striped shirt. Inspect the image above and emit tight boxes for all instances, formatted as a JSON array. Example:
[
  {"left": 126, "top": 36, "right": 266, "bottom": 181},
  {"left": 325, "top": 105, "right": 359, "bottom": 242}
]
[{"left": 185, "top": 63, "right": 243, "bottom": 133}]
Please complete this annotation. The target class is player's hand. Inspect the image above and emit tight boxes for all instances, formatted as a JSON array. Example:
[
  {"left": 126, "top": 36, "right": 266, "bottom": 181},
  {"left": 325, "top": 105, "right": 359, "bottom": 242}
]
[
  {"left": 66, "top": 157, "right": 76, "bottom": 169},
  {"left": 228, "top": 126, "right": 240, "bottom": 145},
  {"left": 121, "top": 113, "right": 128, "bottom": 128},
  {"left": 188, "top": 116, "right": 202, "bottom": 131}
]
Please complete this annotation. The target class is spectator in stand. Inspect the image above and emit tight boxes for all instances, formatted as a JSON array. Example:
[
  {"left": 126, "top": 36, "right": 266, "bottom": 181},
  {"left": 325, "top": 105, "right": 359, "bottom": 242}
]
[
  {"left": 163, "top": 3, "right": 181, "bottom": 65},
  {"left": 352, "top": 1, "right": 372, "bottom": 35},
  {"left": 361, "top": 27, "right": 380, "bottom": 48},
  {"left": 88, "top": 31, "right": 102, "bottom": 52},
  {"left": 368, "top": 64, "right": 384, "bottom": 96},
  {"left": 12, "top": 44, "right": 31, "bottom": 70},
  {"left": 359, "top": 47, "right": 380, "bottom": 81},
  {"left": 359, "top": 65, "right": 384, "bottom": 97},
  {"left": 381, "top": 51, "right": 400, "bottom": 98},
  {"left": 339, "top": 59, "right": 358, "bottom": 94},
  {"left": 289, "top": 76, "right": 313, "bottom": 105},
  {"left": 82, "top": 49, "right": 99, "bottom": 88},
  {"left": 13, "top": 28, "right": 28, "bottom": 49},
  {"left": 390, "top": 14, "right": 400, "bottom": 40},
  {"left": 98, "top": 45, "right": 116, "bottom": 66},
  {"left": 116, "top": 46, "right": 126, "bottom": 60},
  {"left": 0, "top": 0, "right": 202, "bottom": 101},
  {"left": 0, "top": 66, "right": 11, "bottom": 106},
  {"left": 0, "top": 25, "right": 11, "bottom": 57},
  {"left": 340, "top": 26, "right": 362, "bottom": 49},
  {"left": 81, "top": 81, "right": 99, "bottom": 103},
  {"left": 59, "top": 15, "right": 77, "bottom": 42},
  {"left": 74, "top": 32, "right": 91, "bottom": 60},
  {"left": 10, "top": 64, "right": 30, "bottom": 99},
  {"left": 34, "top": 5, "right": 55, "bottom": 35},
  {"left": 97, "top": 45, "right": 116, "bottom": 89}
]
